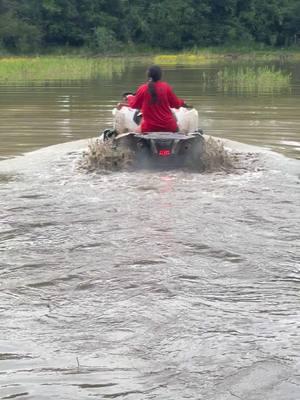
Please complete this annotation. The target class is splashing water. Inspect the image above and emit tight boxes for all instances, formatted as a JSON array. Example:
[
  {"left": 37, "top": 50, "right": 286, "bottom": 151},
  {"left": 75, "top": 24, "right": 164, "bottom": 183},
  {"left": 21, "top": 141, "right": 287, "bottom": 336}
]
[{"left": 77, "top": 136, "right": 242, "bottom": 173}]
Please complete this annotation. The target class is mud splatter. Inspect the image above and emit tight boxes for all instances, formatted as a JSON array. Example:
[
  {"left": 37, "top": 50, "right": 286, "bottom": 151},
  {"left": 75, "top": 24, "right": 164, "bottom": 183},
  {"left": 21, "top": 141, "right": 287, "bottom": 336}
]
[
  {"left": 77, "top": 139, "right": 134, "bottom": 172},
  {"left": 78, "top": 136, "right": 260, "bottom": 174}
]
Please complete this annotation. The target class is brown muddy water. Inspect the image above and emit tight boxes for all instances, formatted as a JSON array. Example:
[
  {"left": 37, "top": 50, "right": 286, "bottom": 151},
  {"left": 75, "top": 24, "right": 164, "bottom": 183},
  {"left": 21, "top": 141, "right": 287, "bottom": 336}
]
[{"left": 0, "top": 62, "right": 299, "bottom": 400}]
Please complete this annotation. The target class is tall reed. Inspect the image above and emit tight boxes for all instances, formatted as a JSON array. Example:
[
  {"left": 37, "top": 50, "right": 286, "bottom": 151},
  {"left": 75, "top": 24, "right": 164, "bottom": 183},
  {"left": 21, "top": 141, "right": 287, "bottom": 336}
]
[
  {"left": 216, "top": 66, "right": 291, "bottom": 93},
  {"left": 0, "top": 56, "right": 126, "bottom": 82}
]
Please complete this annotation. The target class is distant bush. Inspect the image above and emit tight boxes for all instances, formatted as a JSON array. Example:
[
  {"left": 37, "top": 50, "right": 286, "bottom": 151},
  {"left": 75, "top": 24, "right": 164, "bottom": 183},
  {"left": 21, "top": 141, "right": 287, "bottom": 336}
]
[
  {"left": 0, "top": 14, "right": 41, "bottom": 53},
  {"left": 92, "top": 27, "right": 120, "bottom": 53}
]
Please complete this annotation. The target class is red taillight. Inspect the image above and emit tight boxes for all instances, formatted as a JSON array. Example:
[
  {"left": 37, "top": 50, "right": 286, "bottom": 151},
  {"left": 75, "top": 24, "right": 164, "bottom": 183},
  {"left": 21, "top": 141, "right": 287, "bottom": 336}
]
[{"left": 159, "top": 149, "right": 171, "bottom": 157}]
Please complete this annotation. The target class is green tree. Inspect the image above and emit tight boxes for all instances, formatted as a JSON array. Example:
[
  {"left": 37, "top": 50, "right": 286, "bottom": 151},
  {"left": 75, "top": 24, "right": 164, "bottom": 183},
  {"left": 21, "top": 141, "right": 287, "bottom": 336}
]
[
  {"left": 0, "top": 0, "right": 299, "bottom": 53},
  {"left": 0, "top": 0, "right": 42, "bottom": 52}
]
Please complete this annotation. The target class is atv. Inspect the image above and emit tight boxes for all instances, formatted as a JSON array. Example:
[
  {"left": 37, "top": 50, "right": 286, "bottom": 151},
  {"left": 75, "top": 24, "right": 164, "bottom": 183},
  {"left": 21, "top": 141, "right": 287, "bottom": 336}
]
[{"left": 100, "top": 129, "right": 206, "bottom": 170}]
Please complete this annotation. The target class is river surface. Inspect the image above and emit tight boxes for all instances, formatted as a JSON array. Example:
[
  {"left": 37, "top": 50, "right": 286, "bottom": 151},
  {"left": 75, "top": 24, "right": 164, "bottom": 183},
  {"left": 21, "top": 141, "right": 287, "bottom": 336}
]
[{"left": 0, "top": 62, "right": 299, "bottom": 399}]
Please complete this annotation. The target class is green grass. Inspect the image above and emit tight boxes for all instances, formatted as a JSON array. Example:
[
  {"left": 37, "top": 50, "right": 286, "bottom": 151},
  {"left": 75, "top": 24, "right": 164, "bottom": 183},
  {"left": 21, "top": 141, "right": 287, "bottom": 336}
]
[
  {"left": 216, "top": 66, "right": 292, "bottom": 93},
  {"left": 154, "top": 52, "right": 218, "bottom": 65},
  {"left": 0, "top": 56, "right": 126, "bottom": 82},
  {"left": 154, "top": 47, "right": 300, "bottom": 65},
  {"left": 0, "top": 50, "right": 297, "bottom": 88}
]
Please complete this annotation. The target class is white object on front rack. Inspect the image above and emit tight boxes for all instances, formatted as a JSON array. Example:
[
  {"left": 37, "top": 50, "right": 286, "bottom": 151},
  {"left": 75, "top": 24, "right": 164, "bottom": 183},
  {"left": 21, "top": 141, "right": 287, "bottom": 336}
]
[{"left": 113, "top": 106, "right": 199, "bottom": 134}]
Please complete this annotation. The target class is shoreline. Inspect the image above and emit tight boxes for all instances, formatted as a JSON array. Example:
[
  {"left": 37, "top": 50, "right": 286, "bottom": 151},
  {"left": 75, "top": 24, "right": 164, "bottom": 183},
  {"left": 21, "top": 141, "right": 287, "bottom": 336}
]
[
  {"left": 0, "top": 49, "right": 299, "bottom": 82},
  {"left": 1, "top": 46, "right": 300, "bottom": 59}
]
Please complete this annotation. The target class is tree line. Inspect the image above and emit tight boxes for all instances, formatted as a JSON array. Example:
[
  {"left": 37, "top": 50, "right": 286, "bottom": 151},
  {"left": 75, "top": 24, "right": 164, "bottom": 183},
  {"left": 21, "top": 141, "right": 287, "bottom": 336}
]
[{"left": 0, "top": 0, "right": 299, "bottom": 53}]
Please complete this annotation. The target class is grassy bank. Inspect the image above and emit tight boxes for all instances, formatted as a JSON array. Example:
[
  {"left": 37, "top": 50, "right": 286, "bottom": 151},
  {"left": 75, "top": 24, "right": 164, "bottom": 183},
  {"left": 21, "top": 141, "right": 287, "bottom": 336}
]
[
  {"left": 0, "top": 47, "right": 299, "bottom": 83},
  {"left": 0, "top": 56, "right": 126, "bottom": 82},
  {"left": 154, "top": 46, "right": 300, "bottom": 65}
]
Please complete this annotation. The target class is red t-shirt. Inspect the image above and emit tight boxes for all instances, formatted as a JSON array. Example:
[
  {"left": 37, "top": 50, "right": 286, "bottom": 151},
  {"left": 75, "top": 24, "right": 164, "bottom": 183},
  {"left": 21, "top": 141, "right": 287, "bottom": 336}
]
[{"left": 127, "top": 81, "right": 184, "bottom": 133}]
